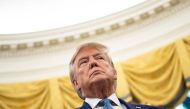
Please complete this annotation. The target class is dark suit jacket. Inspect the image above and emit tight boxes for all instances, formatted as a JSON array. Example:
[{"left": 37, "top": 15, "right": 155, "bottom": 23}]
[{"left": 77, "top": 98, "right": 163, "bottom": 109}]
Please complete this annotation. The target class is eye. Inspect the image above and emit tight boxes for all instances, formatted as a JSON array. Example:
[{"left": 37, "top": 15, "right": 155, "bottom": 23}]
[
  {"left": 96, "top": 56, "right": 104, "bottom": 60},
  {"left": 78, "top": 59, "right": 88, "bottom": 67}
]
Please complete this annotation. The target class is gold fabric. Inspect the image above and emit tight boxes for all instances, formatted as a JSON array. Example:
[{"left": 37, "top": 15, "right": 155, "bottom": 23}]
[
  {"left": 118, "top": 35, "right": 190, "bottom": 107},
  {"left": 115, "top": 63, "right": 132, "bottom": 102},
  {"left": 0, "top": 80, "right": 50, "bottom": 109},
  {"left": 120, "top": 44, "right": 185, "bottom": 107},
  {"left": 0, "top": 35, "right": 190, "bottom": 108},
  {"left": 0, "top": 77, "right": 83, "bottom": 109},
  {"left": 176, "top": 37, "right": 190, "bottom": 87}
]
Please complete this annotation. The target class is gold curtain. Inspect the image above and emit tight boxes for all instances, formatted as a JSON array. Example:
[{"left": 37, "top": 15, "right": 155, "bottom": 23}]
[
  {"left": 118, "top": 35, "right": 190, "bottom": 108},
  {"left": 0, "top": 77, "right": 83, "bottom": 109},
  {"left": 0, "top": 35, "right": 190, "bottom": 109},
  {"left": 0, "top": 80, "right": 50, "bottom": 109}
]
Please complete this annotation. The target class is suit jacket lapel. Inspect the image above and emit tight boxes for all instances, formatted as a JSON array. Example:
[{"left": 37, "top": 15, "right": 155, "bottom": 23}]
[
  {"left": 119, "top": 98, "right": 149, "bottom": 109},
  {"left": 78, "top": 98, "right": 162, "bottom": 109},
  {"left": 78, "top": 101, "right": 92, "bottom": 109},
  {"left": 118, "top": 98, "right": 163, "bottom": 109},
  {"left": 119, "top": 98, "right": 134, "bottom": 109},
  {"left": 79, "top": 98, "right": 131, "bottom": 109}
]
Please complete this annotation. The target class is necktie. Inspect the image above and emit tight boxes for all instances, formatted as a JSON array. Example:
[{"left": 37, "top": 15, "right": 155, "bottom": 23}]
[{"left": 97, "top": 99, "right": 116, "bottom": 109}]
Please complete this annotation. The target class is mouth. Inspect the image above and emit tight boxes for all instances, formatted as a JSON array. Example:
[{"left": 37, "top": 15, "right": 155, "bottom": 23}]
[{"left": 89, "top": 70, "right": 103, "bottom": 78}]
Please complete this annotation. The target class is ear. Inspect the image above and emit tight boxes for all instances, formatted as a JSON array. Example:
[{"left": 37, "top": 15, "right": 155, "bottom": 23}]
[
  {"left": 73, "top": 80, "right": 80, "bottom": 90},
  {"left": 113, "top": 69, "right": 117, "bottom": 80}
]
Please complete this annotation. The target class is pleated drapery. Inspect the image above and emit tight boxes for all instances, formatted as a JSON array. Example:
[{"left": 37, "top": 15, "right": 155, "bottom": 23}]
[{"left": 0, "top": 35, "right": 190, "bottom": 109}]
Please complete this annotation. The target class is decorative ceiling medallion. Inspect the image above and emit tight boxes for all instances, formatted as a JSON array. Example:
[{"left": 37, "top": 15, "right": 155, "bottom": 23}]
[
  {"left": 140, "top": 12, "right": 150, "bottom": 20},
  {"left": 80, "top": 32, "right": 90, "bottom": 39},
  {"left": 34, "top": 41, "right": 44, "bottom": 48},
  {"left": 49, "top": 39, "right": 59, "bottom": 45},
  {"left": 110, "top": 23, "right": 120, "bottom": 30},
  {"left": 0, "top": 45, "right": 10, "bottom": 51},
  {"left": 169, "top": 0, "right": 180, "bottom": 6},
  {"left": 17, "top": 43, "right": 27, "bottom": 50},
  {"left": 95, "top": 28, "right": 105, "bottom": 35},
  {"left": 154, "top": 6, "right": 165, "bottom": 13},
  {"left": 0, "top": 0, "right": 185, "bottom": 54},
  {"left": 125, "top": 18, "right": 135, "bottom": 25},
  {"left": 64, "top": 36, "right": 75, "bottom": 42}
]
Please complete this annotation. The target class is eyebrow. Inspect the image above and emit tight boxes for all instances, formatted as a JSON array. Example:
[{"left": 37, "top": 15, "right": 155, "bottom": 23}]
[
  {"left": 93, "top": 53, "right": 103, "bottom": 57},
  {"left": 78, "top": 56, "right": 88, "bottom": 62},
  {"left": 78, "top": 53, "right": 103, "bottom": 62}
]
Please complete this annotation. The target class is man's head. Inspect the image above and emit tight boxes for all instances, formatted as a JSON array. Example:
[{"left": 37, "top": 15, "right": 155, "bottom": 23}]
[{"left": 69, "top": 42, "right": 117, "bottom": 99}]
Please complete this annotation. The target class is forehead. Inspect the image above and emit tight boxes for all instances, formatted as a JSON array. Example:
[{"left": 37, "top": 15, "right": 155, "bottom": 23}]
[{"left": 75, "top": 47, "right": 102, "bottom": 61}]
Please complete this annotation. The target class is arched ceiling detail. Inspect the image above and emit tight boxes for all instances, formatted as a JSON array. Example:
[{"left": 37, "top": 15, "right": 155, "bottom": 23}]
[{"left": 0, "top": 0, "right": 190, "bottom": 83}]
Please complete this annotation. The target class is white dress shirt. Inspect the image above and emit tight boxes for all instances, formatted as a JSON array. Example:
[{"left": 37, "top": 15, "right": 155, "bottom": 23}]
[{"left": 85, "top": 93, "right": 127, "bottom": 109}]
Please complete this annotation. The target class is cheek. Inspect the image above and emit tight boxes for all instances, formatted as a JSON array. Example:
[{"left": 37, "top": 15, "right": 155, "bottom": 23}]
[
  {"left": 76, "top": 69, "right": 88, "bottom": 82},
  {"left": 103, "top": 64, "right": 116, "bottom": 75},
  {"left": 101, "top": 62, "right": 112, "bottom": 70}
]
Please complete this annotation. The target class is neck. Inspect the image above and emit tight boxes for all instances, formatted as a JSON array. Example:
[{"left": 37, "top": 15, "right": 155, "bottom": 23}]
[{"left": 82, "top": 84, "right": 116, "bottom": 99}]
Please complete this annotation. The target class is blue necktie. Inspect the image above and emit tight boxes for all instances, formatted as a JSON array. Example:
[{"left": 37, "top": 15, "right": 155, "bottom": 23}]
[{"left": 97, "top": 99, "right": 115, "bottom": 109}]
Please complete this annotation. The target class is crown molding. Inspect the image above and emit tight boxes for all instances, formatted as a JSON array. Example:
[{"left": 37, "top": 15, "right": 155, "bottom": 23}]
[
  {"left": 0, "top": 0, "right": 186, "bottom": 54},
  {"left": 1, "top": 0, "right": 190, "bottom": 83}
]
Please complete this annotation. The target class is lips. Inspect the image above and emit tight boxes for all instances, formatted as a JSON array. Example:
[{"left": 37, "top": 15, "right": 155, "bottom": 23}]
[{"left": 89, "top": 70, "right": 103, "bottom": 78}]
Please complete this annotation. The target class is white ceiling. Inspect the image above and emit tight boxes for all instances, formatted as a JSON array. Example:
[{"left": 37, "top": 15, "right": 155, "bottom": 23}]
[
  {"left": 0, "top": 0, "right": 145, "bottom": 34},
  {"left": 1, "top": 0, "right": 190, "bottom": 83}
]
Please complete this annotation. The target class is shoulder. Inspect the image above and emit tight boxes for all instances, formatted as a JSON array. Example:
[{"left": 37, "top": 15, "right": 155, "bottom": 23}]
[
  {"left": 119, "top": 98, "right": 164, "bottom": 109},
  {"left": 127, "top": 103, "right": 164, "bottom": 109},
  {"left": 76, "top": 101, "right": 91, "bottom": 109}
]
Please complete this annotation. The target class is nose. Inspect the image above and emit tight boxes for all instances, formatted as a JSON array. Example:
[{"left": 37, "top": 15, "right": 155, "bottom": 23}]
[
  {"left": 89, "top": 58, "right": 98, "bottom": 69},
  {"left": 90, "top": 62, "right": 98, "bottom": 69}
]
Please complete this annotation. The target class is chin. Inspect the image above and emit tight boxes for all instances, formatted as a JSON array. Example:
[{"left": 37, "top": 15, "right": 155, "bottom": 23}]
[{"left": 90, "top": 75, "right": 108, "bottom": 83}]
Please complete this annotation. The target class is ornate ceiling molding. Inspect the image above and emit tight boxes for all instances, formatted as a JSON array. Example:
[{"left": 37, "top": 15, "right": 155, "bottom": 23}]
[
  {"left": 0, "top": 0, "right": 190, "bottom": 83},
  {"left": 0, "top": 0, "right": 186, "bottom": 55}
]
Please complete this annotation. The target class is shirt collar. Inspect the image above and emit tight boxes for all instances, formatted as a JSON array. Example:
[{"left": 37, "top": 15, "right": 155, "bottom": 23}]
[{"left": 85, "top": 93, "right": 121, "bottom": 108}]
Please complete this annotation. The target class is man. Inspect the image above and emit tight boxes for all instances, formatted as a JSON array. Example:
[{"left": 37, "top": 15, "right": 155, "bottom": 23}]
[{"left": 69, "top": 42, "right": 162, "bottom": 109}]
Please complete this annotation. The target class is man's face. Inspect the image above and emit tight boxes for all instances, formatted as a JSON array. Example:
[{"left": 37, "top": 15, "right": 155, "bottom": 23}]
[{"left": 72, "top": 47, "right": 117, "bottom": 97}]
